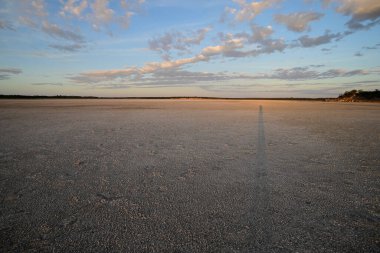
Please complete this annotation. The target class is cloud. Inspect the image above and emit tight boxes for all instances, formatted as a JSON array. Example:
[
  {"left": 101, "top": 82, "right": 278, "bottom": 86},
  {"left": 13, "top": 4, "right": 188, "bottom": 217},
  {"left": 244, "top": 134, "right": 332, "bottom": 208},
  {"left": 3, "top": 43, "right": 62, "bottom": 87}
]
[
  {"left": 30, "top": 0, "right": 48, "bottom": 17},
  {"left": 90, "top": 0, "right": 114, "bottom": 30},
  {"left": 0, "top": 68, "right": 22, "bottom": 74},
  {"left": 88, "top": 0, "right": 145, "bottom": 30},
  {"left": 12, "top": 0, "right": 146, "bottom": 34},
  {"left": 201, "top": 24, "right": 285, "bottom": 59},
  {"left": 8, "top": 0, "right": 47, "bottom": 28},
  {"left": 48, "top": 43, "right": 85, "bottom": 52},
  {"left": 210, "top": 25, "right": 286, "bottom": 58},
  {"left": 298, "top": 31, "right": 342, "bottom": 47},
  {"left": 10, "top": 1, "right": 87, "bottom": 52},
  {"left": 253, "top": 66, "right": 371, "bottom": 80},
  {"left": 337, "top": 0, "right": 380, "bottom": 24},
  {"left": 222, "top": 0, "right": 282, "bottom": 22},
  {"left": 69, "top": 68, "right": 262, "bottom": 89},
  {"left": 42, "top": 21, "right": 84, "bottom": 43},
  {"left": 70, "top": 24, "right": 291, "bottom": 84},
  {"left": 148, "top": 27, "right": 211, "bottom": 60},
  {"left": 119, "top": 0, "right": 146, "bottom": 28},
  {"left": 0, "top": 68, "right": 22, "bottom": 80},
  {"left": 201, "top": 37, "right": 245, "bottom": 57},
  {"left": 363, "top": 46, "right": 377, "bottom": 50},
  {"left": 343, "top": 69, "right": 370, "bottom": 76},
  {"left": 69, "top": 54, "right": 209, "bottom": 83},
  {"left": 309, "top": 64, "right": 325, "bottom": 68},
  {"left": 119, "top": 70, "right": 250, "bottom": 87},
  {"left": 0, "top": 74, "right": 18, "bottom": 81},
  {"left": 0, "top": 19, "right": 14, "bottom": 30},
  {"left": 1, "top": 1, "right": 87, "bottom": 51},
  {"left": 274, "top": 12, "right": 324, "bottom": 32},
  {"left": 326, "top": 0, "right": 380, "bottom": 30},
  {"left": 31, "top": 82, "right": 64, "bottom": 86},
  {"left": 362, "top": 43, "right": 380, "bottom": 50},
  {"left": 250, "top": 24, "right": 274, "bottom": 42},
  {"left": 60, "top": 0, "right": 88, "bottom": 17},
  {"left": 69, "top": 62, "right": 377, "bottom": 89},
  {"left": 18, "top": 16, "right": 38, "bottom": 28}
]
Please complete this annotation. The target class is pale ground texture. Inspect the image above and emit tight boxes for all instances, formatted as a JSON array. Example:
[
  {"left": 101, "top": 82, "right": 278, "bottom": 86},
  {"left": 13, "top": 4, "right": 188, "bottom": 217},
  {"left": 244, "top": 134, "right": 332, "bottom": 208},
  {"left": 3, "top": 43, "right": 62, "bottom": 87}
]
[{"left": 0, "top": 99, "right": 379, "bottom": 252}]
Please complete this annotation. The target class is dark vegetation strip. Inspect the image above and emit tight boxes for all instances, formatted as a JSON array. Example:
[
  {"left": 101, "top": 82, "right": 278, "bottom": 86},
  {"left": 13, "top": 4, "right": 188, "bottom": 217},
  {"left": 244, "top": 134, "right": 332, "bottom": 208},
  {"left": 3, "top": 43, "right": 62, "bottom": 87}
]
[
  {"left": 0, "top": 95, "right": 326, "bottom": 100},
  {"left": 0, "top": 89, "right": 379, "bottom": 101}
]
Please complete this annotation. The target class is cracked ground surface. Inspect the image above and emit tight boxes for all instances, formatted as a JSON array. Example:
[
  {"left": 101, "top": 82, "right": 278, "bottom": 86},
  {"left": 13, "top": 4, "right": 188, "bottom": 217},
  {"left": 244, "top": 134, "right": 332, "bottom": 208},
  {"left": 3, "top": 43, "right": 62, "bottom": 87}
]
[{"left": 0, "top": 99, "right": 379, "bottom": 252}]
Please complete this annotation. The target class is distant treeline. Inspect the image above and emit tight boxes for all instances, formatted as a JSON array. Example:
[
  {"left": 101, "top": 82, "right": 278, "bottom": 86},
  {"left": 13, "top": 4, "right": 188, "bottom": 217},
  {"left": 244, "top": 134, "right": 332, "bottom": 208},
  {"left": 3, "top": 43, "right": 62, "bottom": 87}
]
[
  {"left": 0, "top": 95, "right": 98, "bottom": 99},
  {"left": 0, "top": 94, "right": 326, "bottom": 100},
  {"left": 336, "top": 89, "right": 380, "bottom": 102},
  {"left": 1, "top": 91, "right": 379, "bottom": 101}
]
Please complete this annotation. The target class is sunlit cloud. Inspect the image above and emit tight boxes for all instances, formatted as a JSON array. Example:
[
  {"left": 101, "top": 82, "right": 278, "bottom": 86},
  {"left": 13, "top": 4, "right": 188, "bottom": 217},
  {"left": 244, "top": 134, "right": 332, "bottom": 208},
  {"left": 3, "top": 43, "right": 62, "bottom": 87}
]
[
  {"left": 222, "top": 0, "right": 282, "bottom": 23},
  {"left": 60, "top": 0, "right": 88, "bottom": 18},
  {"left": 326, "top": 0, "right": 380, "bottom": 29}
]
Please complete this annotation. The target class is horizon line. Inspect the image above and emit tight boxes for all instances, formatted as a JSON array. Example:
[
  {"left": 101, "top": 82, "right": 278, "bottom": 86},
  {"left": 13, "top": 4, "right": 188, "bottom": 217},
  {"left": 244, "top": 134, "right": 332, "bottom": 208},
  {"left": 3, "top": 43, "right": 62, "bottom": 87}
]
[{"left": 0, "top": 94, "right": 332, "bottom": 100}]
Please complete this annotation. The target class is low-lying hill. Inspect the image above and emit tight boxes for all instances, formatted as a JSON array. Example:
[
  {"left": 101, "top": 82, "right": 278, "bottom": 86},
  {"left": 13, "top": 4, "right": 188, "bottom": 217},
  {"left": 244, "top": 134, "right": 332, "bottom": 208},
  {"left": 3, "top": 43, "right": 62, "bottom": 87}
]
[{"left": 336, "top": 89, "right": 380, "bottom": 102}]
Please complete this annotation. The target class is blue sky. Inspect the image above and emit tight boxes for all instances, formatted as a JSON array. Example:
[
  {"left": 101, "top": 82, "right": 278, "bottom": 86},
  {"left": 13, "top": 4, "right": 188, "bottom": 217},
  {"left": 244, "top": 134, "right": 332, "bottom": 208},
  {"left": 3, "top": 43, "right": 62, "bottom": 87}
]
[{"left": 0, "top": 0, "right": 379, "bottom": 97}]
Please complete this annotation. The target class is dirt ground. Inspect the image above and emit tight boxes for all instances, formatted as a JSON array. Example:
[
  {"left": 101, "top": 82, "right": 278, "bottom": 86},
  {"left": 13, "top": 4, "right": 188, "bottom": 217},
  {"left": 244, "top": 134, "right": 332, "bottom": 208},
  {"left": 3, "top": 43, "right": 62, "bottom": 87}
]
[{"left": 0, "top": 99, "right": 379, "bottom": 252}]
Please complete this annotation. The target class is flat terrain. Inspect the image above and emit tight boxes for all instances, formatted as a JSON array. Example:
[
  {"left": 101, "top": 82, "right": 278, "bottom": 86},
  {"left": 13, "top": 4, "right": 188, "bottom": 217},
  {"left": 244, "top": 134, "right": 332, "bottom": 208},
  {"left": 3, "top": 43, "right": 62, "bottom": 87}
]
[{"left": 0, "top": 99, "right": 379, "bottom": 252}]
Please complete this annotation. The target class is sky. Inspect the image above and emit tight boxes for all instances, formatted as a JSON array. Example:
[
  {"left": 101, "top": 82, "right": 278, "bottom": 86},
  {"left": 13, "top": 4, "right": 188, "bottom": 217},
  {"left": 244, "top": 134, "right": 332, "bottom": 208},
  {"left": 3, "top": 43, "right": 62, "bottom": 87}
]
[{"left": 0, "top": 0, "right": 379, "bottom": 98}]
